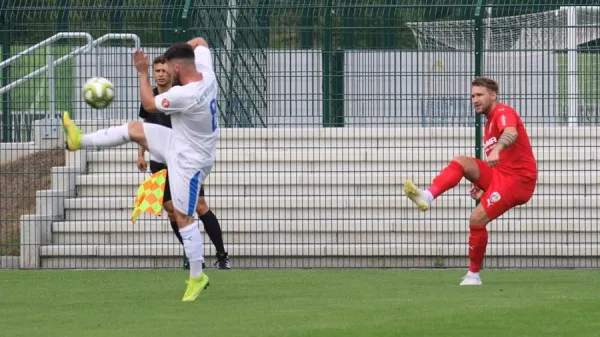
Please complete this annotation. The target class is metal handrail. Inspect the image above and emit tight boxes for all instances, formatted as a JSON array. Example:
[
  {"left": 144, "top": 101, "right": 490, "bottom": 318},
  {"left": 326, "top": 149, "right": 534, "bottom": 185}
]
[
  {"left": 0, "top": 32, "right": 142, "bottom": 141},
  {"left": 0, "top": 32, "right": 94, "bottom": 95},
  {"left": 0, "top": 33, "right": 141, "bottom": 95},
  {"left": 93, "top": 33, "right": 141, "bottom": 50},
  {"left": 92, "top": 33, "right": 141, "bottom": 78}
]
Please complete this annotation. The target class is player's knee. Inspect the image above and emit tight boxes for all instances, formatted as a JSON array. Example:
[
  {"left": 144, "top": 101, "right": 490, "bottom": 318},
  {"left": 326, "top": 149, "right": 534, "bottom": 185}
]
[
  {"left": 166, "top": 209, "right": 176, "bottom": 222},
  {"left": 452, "top": 155, "right": 472, "bottom": 167},
  {"left": 196, "top": 197, "right": 209, "bottom": 216},
  {"left": 469, "top": 206, "right": 490, "bottom": 226},
  {"left": 172, "top": 210, "right": 195, "bottom": 228},
  {"left": 163, "top": 201, "right": 176, "bottom": 222},
  {"left": 452, "top": 155, "right": 479, "bottom": 182},
  {"left": 127, "top": 120, "right": 143, "bottom": 133},
  {"left": 127, "top": 121, "right": 144, "bottom": 142}
]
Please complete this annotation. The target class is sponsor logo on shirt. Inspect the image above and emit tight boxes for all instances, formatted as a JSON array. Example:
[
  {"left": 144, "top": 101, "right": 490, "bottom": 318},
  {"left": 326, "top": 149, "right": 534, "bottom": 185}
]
[
  {"left": 484, "top": 136, "right": 497, "bottom": 153},
  {"left": 161, "top": 98, "right": 170, "bottom": 108}
]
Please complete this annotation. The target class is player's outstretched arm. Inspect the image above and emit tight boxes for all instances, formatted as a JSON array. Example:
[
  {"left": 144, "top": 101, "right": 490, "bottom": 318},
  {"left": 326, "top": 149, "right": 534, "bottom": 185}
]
[
  {"left": 138, "top": 72, "right": 158, "bottom": 112},
  {"left": 187, "top": 37, "right": 209, "bottom": 49},
  {"left": 133, "top": 50, "right": 159, "bottom": 113}
]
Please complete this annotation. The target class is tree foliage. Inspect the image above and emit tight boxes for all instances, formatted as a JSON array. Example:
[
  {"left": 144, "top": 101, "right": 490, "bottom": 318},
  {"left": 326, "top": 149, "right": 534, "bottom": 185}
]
[{"left": 0, "top": 0, "right": 594, "bottom": 49}]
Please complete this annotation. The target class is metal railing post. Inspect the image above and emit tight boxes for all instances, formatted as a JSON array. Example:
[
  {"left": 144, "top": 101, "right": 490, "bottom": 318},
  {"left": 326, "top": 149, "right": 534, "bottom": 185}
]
[{"left": 0, "top": 32, "right": 94, "bottom": 95}]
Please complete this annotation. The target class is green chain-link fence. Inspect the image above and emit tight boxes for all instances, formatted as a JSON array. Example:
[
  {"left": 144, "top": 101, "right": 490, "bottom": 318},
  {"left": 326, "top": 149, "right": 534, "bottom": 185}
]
[{"left": 1, "top": 0, "right": 598, "bottom": 269}]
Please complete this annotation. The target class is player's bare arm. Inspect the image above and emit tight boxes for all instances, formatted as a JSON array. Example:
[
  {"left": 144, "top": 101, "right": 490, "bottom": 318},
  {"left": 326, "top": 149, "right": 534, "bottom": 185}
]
[
  {"left": 486, "top": 126, "right": 517, "bottom": 167},
  {"left": 186, "top": 37, "right": 208, "bottom": 49},
  {"left": 137, "top": 142, "right": 147, "bottom": 171},
  {"left": 470, "top": 185, "right": 484, "bottom": 200},
  {"left": 496, "top": 126, "right": 518, "bottom": 151},
  {"left": 133, "top": 50, "right": 159, "bottom": 113}
]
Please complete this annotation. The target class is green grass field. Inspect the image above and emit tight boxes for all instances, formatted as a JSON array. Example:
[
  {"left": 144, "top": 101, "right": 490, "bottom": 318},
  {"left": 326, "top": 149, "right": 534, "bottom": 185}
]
[
  {"left": 2, "top": 45, "right": 74, "bottom": 112},
  {"left": 557, "top": 53, "right": 600, "bottom": 104},
  {"left": 1, "top": 269, "right": 599, "bottom": 337}
]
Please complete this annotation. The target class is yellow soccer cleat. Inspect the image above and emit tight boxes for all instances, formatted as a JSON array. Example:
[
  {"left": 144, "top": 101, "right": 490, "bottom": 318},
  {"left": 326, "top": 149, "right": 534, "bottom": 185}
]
[
  {"left": 181, "top": 273, "right": 210, "bottom": 302},
  {"left": 403, "top": 179, "right": 430, "bottom": 212},
  {"left": 62, "top": 111, "right": 83, "bottom": 151}
]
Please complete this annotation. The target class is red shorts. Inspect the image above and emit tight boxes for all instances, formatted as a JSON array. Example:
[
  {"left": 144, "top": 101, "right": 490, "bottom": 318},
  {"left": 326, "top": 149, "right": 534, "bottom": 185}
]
[{"left": 473, "top": 159, "right": 536, "bottom": 221}]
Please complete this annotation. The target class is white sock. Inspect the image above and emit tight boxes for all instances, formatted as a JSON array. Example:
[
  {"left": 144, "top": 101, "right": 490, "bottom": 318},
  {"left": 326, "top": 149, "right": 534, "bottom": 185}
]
[
  {"left": 423, "top": 190, "right": 434, "bottom": 204},
  {"left": 81, "top": 124, "right": 131, "bottom": 148},
  {"left": 179, "top": 222, "right": 204, "bottom": 278},
  {"left": 467, "top": 271, "right": 480, "bottom": 278}
]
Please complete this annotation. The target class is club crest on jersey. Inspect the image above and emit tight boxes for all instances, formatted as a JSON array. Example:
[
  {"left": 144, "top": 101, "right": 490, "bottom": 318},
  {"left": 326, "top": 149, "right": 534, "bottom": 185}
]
[
  {"left": 161, "top": 98, "right": 170, "bottom": 108},
  {"left": 487, "top": 192, "right": 501, "bottom": 206}
]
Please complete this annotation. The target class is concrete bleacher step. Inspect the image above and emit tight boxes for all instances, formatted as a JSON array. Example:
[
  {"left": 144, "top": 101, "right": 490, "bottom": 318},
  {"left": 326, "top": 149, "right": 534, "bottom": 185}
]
[
  {"left": 62, "top": 195, "right": 595, "bottom": 223},
  {"left": 72, "top": 123, "right": 599, "bottom": 147},
  {"left": 84, "top": 147, "right": 599, "bottom": 174},
  {"left": 51, "top": 218, "right": 600, "bottom": 233},
  {"left": 75, "top": 171, "right": 600, "bottom": 197},
  {"left": 38, "top": 243, "right": 600, "bottom": 269},
  {"left": 77, "top": 171, "right": 600, "bottom": 186},
  {"left": 32, "top": 125, "right": 600, "bottom": 269},
  {"left": 63, "top": 204, "right": 469, "bottom": 222},
  {"left": 39, "top": 255, "right": 600, "bottom": 269},
  {"left": 39, "top": 243, "right": 599, "bottom": 258},
  {"left": 63, "top": 195, "right": 598, "bottom": 210},
  {"left": 87, "top": 147, "right": 600, "bottom": 163},
  {"left": 50, "top": 219, "right": 600, "bottom": 245}
]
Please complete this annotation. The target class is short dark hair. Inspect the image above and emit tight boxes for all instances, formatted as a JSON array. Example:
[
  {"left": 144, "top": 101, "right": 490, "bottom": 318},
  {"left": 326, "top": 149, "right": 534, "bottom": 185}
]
[
  {"left": 153, "top": 55, "right": 167, "bottom": 65},
  {"left": 472, "top": 77, "right": 499, "bottom": 94},
  {"left": 163, "top": 42, "right": 195, "bottom": 62}
]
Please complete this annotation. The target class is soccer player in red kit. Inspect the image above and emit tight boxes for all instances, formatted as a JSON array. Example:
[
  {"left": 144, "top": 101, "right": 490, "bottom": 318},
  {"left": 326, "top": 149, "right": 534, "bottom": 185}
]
[{"left": 403, "top": 77, "right": 537, "bottom": 285}]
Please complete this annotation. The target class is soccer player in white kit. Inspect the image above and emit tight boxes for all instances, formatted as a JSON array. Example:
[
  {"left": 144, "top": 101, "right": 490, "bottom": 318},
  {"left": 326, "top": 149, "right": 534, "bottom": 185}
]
[{"left": 62, "top": 37, "right": 218, "bottom": 302}]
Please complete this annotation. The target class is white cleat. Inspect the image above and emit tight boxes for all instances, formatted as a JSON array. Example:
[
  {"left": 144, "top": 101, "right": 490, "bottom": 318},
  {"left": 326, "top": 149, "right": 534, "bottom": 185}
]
[
  {"left": 460, "top": 273, "right": 483, "bottom": 286},
  {"left": 403, "top": 179, "right": 431, "bottom": 211}
]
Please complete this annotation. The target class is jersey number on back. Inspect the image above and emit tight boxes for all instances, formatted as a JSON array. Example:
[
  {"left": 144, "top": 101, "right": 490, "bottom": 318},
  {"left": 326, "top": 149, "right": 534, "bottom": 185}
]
[{"left": 210, "top": 98, "right": 218, "bottom": 132}]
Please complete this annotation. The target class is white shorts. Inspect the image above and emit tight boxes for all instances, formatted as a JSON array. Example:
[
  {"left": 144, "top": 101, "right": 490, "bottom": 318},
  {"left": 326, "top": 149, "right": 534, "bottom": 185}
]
[{"left": 143, "top": 123, "right": 213, "bottom": 216}]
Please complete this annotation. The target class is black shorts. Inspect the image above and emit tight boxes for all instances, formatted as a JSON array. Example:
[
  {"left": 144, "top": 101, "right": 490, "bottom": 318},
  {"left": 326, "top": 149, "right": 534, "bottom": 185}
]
[{"left": 150, "top": 160, "right": 204, "bottom": 203}]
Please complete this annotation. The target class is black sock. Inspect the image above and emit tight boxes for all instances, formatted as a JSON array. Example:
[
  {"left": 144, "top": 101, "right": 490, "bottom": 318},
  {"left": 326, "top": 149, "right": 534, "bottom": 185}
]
[
  {"left": 200, "top": 210, "right": 225, "bottom": 254},
  {"left": 170, "top": 221, "right": 184, "bottom": 245}
]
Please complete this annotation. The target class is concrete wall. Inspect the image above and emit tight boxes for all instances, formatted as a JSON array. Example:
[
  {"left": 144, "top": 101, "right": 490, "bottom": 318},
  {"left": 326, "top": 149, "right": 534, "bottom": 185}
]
[
  {"left": 72, "top": 48, "right": 562, "bottom": 126},
  {"left": 17, "top": 126, "right": 600, "bottom": 269}
]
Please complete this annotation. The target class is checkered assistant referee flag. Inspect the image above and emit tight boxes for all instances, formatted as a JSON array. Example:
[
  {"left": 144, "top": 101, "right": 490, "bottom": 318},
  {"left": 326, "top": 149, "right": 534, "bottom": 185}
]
[{"left": 130, "top": 169, "right": 167, "bottom": 223}]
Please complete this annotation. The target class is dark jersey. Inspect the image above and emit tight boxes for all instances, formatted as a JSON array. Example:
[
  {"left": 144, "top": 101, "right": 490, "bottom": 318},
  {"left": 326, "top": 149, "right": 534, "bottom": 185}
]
[{"left": 138, "top": 87, "right": 172, "bottom": 128}]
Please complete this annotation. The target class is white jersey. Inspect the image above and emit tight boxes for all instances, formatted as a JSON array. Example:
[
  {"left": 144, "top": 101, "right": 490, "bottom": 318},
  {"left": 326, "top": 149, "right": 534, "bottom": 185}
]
[{"left": 154, "top": 46, "right": 219, "bottom": 168}]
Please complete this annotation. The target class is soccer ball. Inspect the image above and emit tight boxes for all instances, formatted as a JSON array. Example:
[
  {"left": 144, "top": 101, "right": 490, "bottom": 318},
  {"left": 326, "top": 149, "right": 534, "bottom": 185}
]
[{"left": 82, "top": 77, "right": 115, "bottom": 109}]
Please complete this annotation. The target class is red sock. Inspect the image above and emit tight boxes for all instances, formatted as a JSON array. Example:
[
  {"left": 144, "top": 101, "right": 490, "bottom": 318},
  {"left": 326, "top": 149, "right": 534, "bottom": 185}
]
[
  {"left": 427, "top": 160, "right": 464, "bottom": 198},
  {"left": 468, "top": 225, "right": 488, "bottom": 272}
]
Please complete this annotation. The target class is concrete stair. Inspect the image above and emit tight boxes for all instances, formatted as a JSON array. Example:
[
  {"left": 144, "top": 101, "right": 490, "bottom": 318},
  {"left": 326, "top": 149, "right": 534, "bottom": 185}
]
[{"left": 20, "top": 124, "right": 600, "bottom": 268}]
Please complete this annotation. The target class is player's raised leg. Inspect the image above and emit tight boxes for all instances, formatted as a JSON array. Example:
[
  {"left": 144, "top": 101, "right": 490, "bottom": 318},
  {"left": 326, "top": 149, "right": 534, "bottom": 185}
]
[
  {"left": 403, "top": 155, "right": 482, "bottom": 211},
  {"left": 63, "top": 112, "right": 152, "bottom": 152}
]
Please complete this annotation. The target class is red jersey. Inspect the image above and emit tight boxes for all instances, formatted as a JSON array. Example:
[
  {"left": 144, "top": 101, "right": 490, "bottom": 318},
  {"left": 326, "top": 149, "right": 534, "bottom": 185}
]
[{"left": 483, "top": 103, "right": 537, "bottom": 181}]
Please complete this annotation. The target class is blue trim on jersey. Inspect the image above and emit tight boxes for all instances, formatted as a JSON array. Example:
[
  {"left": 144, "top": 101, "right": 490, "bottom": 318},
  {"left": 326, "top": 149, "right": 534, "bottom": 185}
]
[{"left": 187, "top": 171, "right": 201, "bottom": 216}]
